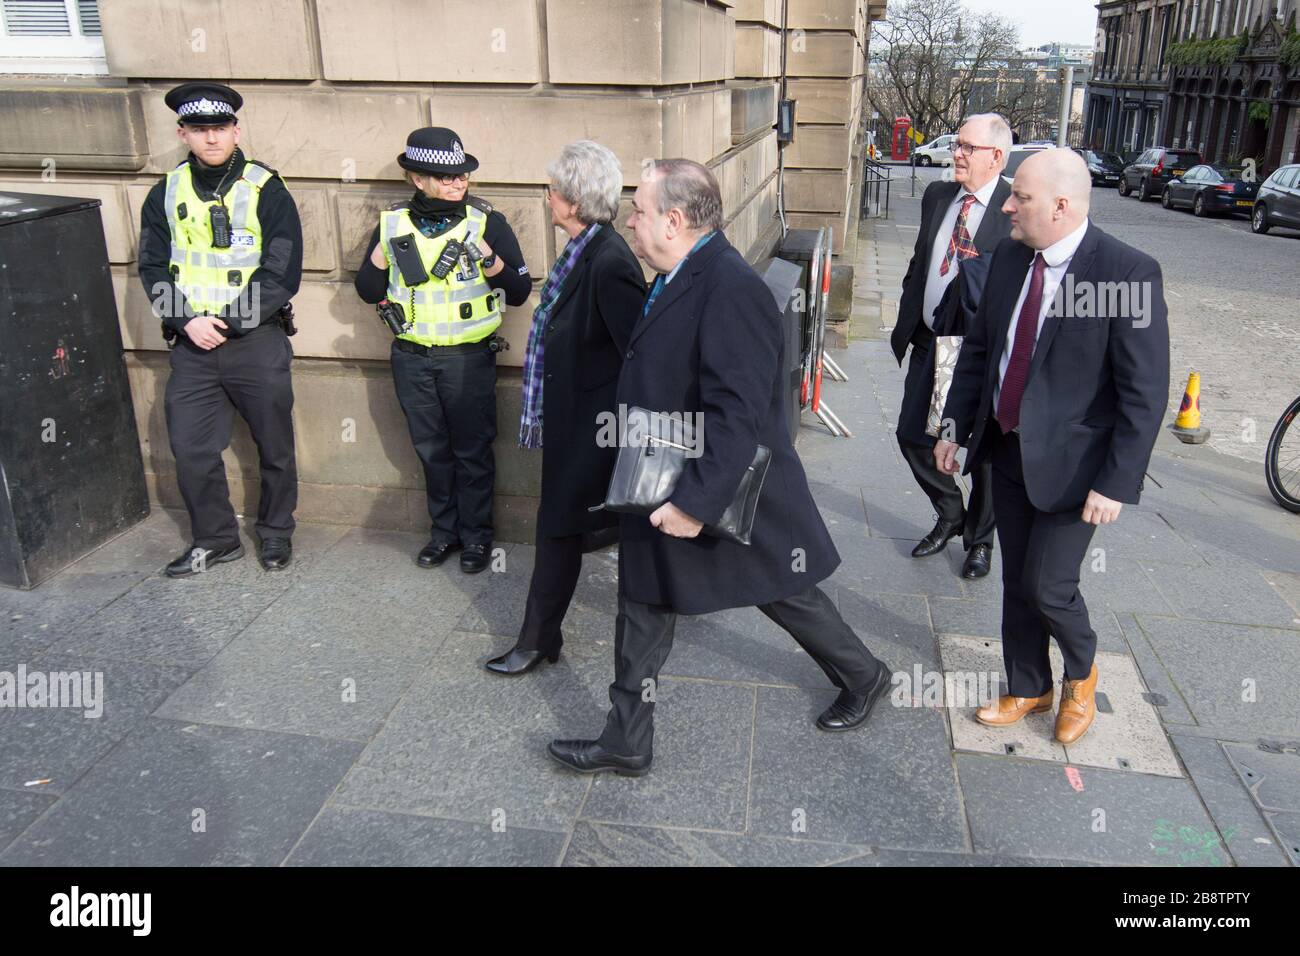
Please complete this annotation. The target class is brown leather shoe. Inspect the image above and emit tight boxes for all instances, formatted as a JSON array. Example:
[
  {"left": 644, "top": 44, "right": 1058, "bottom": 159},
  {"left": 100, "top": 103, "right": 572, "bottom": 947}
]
[
  {"left": 1054, "top": 664, "right": 1098, "bottom": 744},
  {"left": 975, "top": 690, "right": 1054, "bottom": 726}
]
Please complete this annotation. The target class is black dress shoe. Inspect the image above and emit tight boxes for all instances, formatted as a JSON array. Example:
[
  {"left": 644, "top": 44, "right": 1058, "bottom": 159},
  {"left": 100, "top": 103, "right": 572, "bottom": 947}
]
[
  {"left": 911, "top": 516, "right": 965, "bottom": 557},
  {"left": 816, "top": 663, "right": 893, "bottom": 732},
  {"left": 417, "top": 539, "right": 460, "bottom": 568},
  {"left": 546, "top": 739, "right": 652, "bottom": 776},
  {"left": 484, "top": 644, "right": 561, "bottom": 675},
  {"left": 962, "top": 543, "right": 993, "bottom": 579},
  {"left": 164, "top": 543, "right": 244, "bottom": 578},
  {"left": 460, "top": 542, "right": 491, "bottom": 574},
  {"left": 258, "top": 536, "right": 292, "bottom": 571}
]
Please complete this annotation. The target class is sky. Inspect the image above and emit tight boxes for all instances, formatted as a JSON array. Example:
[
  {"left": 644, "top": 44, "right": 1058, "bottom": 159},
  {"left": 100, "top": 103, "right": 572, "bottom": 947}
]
[{"left": 956, "top": 0, "right": 1099, "bottom": 48}]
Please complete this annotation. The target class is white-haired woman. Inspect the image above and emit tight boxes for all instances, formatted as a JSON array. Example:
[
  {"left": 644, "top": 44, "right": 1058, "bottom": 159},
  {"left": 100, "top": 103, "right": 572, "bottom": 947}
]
[{"left": 486, "top": 141, "right": 646, "bottom": 675}]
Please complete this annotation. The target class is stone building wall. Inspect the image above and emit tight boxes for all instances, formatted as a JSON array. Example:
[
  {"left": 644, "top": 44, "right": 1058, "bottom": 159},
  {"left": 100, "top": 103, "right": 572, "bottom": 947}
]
[{"left": 0, "top": 0, "right": 886, "bottom": 541}]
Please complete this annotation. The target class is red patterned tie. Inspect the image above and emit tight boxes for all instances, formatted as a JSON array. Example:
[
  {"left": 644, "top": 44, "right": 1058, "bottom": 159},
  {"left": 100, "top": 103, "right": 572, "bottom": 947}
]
[
  {"left": 939, "top": 194, "right": 979, "bottom": 277},
  {"left": 997, "top": 253, "right": 1047, "bottom": 434}
]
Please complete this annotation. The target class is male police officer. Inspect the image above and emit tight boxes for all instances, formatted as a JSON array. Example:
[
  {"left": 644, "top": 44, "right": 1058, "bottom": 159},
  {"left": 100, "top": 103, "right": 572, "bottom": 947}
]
[
  {"left": 354, "top": 128, "right": 531, "bottom": 573},
  {"left": 138, "top": 83, "right": 303, "bottom": 577}
]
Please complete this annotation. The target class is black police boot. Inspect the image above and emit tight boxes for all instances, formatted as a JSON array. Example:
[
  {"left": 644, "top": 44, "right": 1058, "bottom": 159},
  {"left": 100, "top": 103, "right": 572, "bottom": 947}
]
[
  {"left": 165, "top": 543, "right": 244, "bottom": 578},
  {"left": 417, "top": 539, "right": 461, "bottom": 568},
  {"left": 460, "top": 542, "right": 491, "bottom": 574},
  {"left": 258, "top": 536, "right": 292, "bottom": 571}
]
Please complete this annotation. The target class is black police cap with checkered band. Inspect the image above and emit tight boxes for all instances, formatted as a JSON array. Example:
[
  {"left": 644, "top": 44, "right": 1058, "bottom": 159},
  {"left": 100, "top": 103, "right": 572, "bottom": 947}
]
[
  {"left": 165, "top": 82, "right": 243, "bottom": 126},
  {"left": 397, "top": 127, "right": 479, "bottom": 175}
]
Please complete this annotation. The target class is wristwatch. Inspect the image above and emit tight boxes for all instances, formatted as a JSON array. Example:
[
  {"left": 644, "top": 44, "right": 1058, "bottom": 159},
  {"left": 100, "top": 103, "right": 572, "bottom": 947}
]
[{"left": 481, "top": 253, "right": 498, "bottom": 270}]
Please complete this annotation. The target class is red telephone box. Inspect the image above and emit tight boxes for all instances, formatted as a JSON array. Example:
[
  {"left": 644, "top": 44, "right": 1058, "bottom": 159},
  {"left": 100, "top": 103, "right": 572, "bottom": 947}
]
[{"left": 892, "top": 116, "right": 913, "bottom": 162}]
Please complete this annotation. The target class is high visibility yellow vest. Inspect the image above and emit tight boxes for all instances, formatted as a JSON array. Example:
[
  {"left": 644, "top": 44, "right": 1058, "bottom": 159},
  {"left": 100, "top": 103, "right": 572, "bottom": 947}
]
[
  {"left": 378, "top": 204, "right": 502, "bottom": 348},
  {"left": 164, "top": 158, "right": 274, "bottom": 316}
]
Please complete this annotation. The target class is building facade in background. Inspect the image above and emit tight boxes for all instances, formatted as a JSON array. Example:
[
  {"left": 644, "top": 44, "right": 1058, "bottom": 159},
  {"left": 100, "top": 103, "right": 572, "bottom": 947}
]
[{"left": 0, "top": 0, "right": 886, "bottom": 540}]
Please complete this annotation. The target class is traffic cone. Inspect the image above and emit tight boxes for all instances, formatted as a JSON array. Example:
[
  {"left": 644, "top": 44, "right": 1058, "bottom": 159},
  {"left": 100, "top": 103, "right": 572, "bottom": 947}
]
[{"left": 1169, "top": 371, "right": 1211, "bottom": 444}]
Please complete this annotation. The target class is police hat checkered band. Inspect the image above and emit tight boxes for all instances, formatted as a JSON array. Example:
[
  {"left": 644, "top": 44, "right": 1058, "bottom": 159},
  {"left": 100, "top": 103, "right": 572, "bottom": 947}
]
[
  {"left": 405, "top": 141, "right": 466, "bottom": 166},
  {"left": 178, "top": 98, "right": 234, "bottom": 118}
]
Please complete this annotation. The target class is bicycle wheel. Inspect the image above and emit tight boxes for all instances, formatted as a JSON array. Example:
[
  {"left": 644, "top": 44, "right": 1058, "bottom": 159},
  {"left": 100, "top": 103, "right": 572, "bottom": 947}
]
[{"left": 1265, "top": 394, "right": 1300, "bottom": 514}]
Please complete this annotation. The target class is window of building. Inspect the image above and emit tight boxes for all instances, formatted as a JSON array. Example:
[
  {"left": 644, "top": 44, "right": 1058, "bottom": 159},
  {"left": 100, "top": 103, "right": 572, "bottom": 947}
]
[{"left": 0, "top": 0, "right": 105, "bottom": 74}]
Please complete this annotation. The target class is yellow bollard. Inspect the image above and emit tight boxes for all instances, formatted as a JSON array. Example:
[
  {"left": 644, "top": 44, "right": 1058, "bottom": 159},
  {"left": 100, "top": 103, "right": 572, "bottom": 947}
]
[{"left": 1170, "top": 371, "right": 1211, "bottom": 444}]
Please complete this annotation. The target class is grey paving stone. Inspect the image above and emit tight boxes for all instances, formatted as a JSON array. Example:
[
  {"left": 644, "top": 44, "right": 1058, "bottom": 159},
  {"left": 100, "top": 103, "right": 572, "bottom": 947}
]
[
  {"left": 0, "top": 568, "right": 148, "bottom": 661},
  {"left": 665, "top": 604, "right": 836, "bottom": 688},
  {"left": 562, "top": 820, "right": 867, "bottom": 867},
  {"left": 0, "top": 718, "right": 361, "bottom": 866},
  {"left": 827, "top": 534, "right": 967, "bottom": 599},
  {"left": 1170, "top": 736, "right": 1290, "bottom": 866},
  {"left": 61, "top": 510, "right": 192, "bottom": 575},
  {"left": 1262, "top": 570, "right": 1300, "bottom": 618},
  {"left": 285, "top": 807, "right": 566, "bottom": 866},
  {"left": 578, "top": 679, "right": 754, "bottom": 833},
  {"left": 1115, "top": 614, "right": 1196, "bottom": 725},
  {"left": 1136, "top": 615, "right": 1300, "bottom": 737},
  {"left": 834, "top": 587, "right": 939, "bottom": 671},
  {"left": 1075, "top": 558, "right": 1177, "bottom": 616},
  {"left": 1144, "top": 563, "right": 1300, "bottom": 628},
  {"left": 0, "top": 655, "right": 191, "bottom": 794},
  {"left": 956, "top": 753, "right": 1231, "bottom": 866},
  {"left": 805, "top": 479, "right": 868, "bottom": 527},
  {"left": 1222, "top": 743, "right": 1300, "bottom": 813},
  {"left": 748, "top": 685, "right": 966, "bottom": 850},
  {"left": 834, "top": 848, "right": 1081, "bottom": 866},
  {"left": 333, "top": 633, "right": 605, "bottom": 833},
  {"left": 931, "top": 597, "right": 1128, "bottom": 653},
  {"left": 1263, "top": 811, "right": 1300, "bottom": 865},
  {"left": 0, "top": 787, "right": 55, "bottom": 853},
  {"left": 1088, "top": 509, "right": 1201, "bottom": 566}
]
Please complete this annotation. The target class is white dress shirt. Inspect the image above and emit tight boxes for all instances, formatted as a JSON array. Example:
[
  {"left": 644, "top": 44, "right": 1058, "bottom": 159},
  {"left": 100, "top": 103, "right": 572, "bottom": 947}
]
[
  {"left": 921, "top": 175, "right": 1000, "bottom": 329},
  {"left": 994, "top": 219, "right": 1091, "bottom": 410}
]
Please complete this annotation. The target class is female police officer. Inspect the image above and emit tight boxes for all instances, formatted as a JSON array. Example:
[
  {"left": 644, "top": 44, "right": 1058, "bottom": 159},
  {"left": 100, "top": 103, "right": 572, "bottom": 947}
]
[{"left": 354, "top": 128, "right": 531, "bottom": 573}]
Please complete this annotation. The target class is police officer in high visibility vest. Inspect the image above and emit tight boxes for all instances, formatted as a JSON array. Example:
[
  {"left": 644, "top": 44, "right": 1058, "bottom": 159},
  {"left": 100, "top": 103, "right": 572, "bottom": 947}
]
[
  {"left": 138, "top": 83, "right": 303, "bottom": 577},
  {"left": 355, "top": 128, "right": 532, "bottom": 573}
]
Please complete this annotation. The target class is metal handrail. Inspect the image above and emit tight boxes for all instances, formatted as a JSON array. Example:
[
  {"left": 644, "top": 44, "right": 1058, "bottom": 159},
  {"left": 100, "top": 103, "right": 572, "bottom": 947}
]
[{"left": 860, "top": 153, "right": 892, "bottom": 220}]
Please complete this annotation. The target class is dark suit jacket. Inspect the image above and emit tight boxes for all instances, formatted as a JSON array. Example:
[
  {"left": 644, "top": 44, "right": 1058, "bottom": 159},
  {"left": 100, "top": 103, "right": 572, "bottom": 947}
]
[
  {"left": 893, "top": 178, "right": 1012, "bottom": 444},
  {"left": 615, "top": 233, "right": 839, "bottom": 615},
  {"left": 537, "top": 226, "right": 645, "bottom": 538},
  {"left": 941, "top": 222, "right": 1171, "bottom": 513}
]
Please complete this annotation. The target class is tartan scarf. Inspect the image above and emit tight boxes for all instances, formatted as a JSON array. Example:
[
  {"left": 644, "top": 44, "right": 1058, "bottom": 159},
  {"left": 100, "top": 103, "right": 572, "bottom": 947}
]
[{"left": 518, "top": 222, "right": 602, "bottom": 449}]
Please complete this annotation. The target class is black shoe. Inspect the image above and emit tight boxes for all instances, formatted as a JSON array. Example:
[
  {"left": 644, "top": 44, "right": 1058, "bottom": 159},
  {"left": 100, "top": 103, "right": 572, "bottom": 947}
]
[
  {"left": 546, "top": 739, "right": 652, "bottom": 777},
  {"left": 485, "top": 643, "right": 561, "bottom": 675},
  {"left": 816, "top": 663, "right": 893, "bottom": 732},
  {"left": 962, "top": 543, "right": 993, "bottom": 579},
  {"left": 164, "top": 543, "right": 244, "bottom": 578},
  {"left": 417, "top": 539, "right": 460, "bottom": 568},
  {"left": 911, "top": 516, "right": 964, "bottom": 557},
  {"left": 460, "top": 542, "right": 491, "bottom": 574},
  {"left": 258, "top": 536, "right": 292, "bottom": 571}
]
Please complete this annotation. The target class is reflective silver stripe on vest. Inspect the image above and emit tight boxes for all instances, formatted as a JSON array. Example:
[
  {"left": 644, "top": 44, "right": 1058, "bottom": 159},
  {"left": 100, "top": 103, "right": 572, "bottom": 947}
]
[
  {"left": 242, "top": 163, "right": 272, "bottom": 188},
  {"left": 229, "top": 180, "right": 252, "bottom": 232},
  {"left": 403, "top": 280, "right": 492, "bottom": 306},
  {"left": 412, "top": 308, "right": 501, "bottom": 340},
  {"left": 164, "top": 166, "right": 183, "bottom": 243},
  {"left": 462, "top": 205, "right": 487, "bottom": 245},
  {"left": 179, "top": 284, "right": 244, "bottom": 306},
  {"left": 170, "top": 244, "right": 262, "bottom": 269}
]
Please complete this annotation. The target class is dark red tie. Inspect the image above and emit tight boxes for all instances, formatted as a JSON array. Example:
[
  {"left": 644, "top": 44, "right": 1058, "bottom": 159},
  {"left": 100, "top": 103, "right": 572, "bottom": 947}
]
[{"left": 997, "top": 253, "right": 1046, "bottom": 434}]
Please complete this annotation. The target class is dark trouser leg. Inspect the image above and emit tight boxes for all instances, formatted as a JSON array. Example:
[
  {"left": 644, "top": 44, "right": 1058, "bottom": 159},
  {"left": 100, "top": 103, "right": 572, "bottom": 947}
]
[
  {"left": 1023, "top": 501, "right": 1100, "bottom": 683},
  {"left": 517, "top": 532, "right": 584, "bottom": 652},
  {"left": 596, "top": 595, "right": 677, "bottom": 758},
  {"left": 991, "top": 429, "right": 1053, "bottom": 697},
  {"left": 963, "top": 459, "right": 996, "bottom": 550},
  {"left": 757, "top": 585, "right": 883, "bottom": 691},
  {"left": 898, "top": 436, "right": 966, "bottom": 527},
  {"left": 165, "top": 342, "right": 240, "bottom": 549},
  {"left": 435, "top": 346, "right": 496, "bottom": 546},
  {"left": 391, "top": 343, "right": 458, "bottom": 544},
  {"left": 223, "top": 328, "right": 298, "bottom": 540}
]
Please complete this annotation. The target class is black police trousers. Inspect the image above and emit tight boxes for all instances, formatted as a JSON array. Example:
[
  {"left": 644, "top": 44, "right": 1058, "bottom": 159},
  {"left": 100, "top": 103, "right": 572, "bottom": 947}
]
[
  {"left": 164, "top": 325, "right": 298, "bottom": 549},
  {"left": 390, "top": 338, "right": 497, "bottom": 547}
]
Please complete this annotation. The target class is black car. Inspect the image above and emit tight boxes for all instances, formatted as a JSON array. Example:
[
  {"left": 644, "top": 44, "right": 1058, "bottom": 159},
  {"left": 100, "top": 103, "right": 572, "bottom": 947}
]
[
  {"left": 1160, "top": 164, "right": 1260, "bottom": 217},
  {"left": 1119, "top": 147, "right": 1203, "bottom": 201},
  {"left": 1074, "top": 148, "right": 1125, "bottom": 186},
  {"left": 1252, "top": 163, "right": 1300, "bottom": 234}
]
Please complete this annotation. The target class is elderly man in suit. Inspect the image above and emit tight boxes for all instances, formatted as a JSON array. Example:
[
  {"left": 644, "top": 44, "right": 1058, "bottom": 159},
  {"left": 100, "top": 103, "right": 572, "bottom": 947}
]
[
  {"left": 547, "top": 160, "right": 890, "bottom": 776},
  {"left": 935, "top": 148, "right": 1170, "bottom": 743},
  {"left": 894, "top": 113, "right": 1014, "bottom": 580}
]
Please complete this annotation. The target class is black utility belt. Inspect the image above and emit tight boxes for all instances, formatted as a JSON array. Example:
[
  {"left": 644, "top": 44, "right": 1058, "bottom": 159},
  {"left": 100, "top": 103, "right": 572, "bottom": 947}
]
[{"left": 393, "top": 337, "right": 493, "bottom": 356}]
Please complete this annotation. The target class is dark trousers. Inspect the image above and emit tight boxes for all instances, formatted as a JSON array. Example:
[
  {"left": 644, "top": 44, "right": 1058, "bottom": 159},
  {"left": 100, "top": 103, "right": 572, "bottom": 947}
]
[
  {"left": 164, "top": 327, "right": 297, "bottom": 549},
  {"left": 517, "top": 532, "right": 584, "bottom": 652},
  {"left": 597, "top": 585, "right": 884, "bottom": 757},
  {"left": 899, "top": 437, "right": 995, "bottom": 549},
  {"left": 391, "top": 340, "right": 496, "bottom": 546},
  {"left": 990, "top": 427, "right": 1098, "bottom": 697}
]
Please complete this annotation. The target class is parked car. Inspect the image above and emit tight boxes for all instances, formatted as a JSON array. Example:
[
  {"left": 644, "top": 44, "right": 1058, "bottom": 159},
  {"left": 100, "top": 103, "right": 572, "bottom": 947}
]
[
  {"left": 1074, "top": 148, "right": 1125, "bottom": 186},
  {"left": 1251, "top": 163, "right": 1300, "bottom": 234},
  {"left": 1161, "top": 164, "right": 1260, "bottom": 217},
  {"left": 914, "top": 134, "right": 956, "bottom": 167},
  {"left": 1119, "top": 147, "right": 1203, "bottom": 200},
  {"left": 1001, "top": 143, "right": 1055, "bottom": 182}
]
